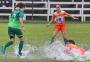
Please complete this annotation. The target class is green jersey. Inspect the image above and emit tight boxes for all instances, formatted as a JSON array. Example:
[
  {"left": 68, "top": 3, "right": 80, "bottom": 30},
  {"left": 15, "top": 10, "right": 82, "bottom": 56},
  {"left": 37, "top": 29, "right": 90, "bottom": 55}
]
[{"left": 8, "top": 8, "right": 24, "bottom": 29}]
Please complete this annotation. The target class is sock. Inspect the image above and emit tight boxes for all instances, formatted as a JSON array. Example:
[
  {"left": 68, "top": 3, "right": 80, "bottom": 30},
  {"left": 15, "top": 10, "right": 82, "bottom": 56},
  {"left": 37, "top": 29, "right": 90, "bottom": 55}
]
[
  {"left": 18, "top": 41, "right": 24, "bottom": 55},
  {"left": 64, "top": 38, "right": 68, "bottom": 45},
  {"left": 4, "top": 41, "right": 14, "bottom": 50},
  {"left": 50, "top": 37, "right": 55, "bottom": 44}
]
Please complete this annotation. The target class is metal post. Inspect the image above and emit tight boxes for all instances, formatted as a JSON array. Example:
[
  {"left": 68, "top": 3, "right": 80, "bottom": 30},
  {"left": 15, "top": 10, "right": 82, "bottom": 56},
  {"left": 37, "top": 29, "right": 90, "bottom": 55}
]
[
  {"left": 81, "top": 0, "right": 84, "bottom": 22},
  {"left": 47, "top": 0, "right": 50, "bottom": 22},
  {"left": 32, "top": 0, "right": 34, "bottom": 21},
  {"left": 12, "top": 0, "right": 15, "bottom": 11}
]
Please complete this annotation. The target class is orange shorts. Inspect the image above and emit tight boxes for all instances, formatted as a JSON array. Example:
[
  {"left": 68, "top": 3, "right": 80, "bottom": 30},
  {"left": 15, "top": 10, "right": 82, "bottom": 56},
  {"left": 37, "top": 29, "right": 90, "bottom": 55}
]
[{"left": 53, "top": 23, "right": 66, "bottom": 33}]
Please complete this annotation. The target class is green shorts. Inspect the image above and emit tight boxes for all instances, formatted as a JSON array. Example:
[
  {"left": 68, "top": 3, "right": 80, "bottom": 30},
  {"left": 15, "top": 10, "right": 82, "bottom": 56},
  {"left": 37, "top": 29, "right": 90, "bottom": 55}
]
[{"left": 8, "top": 27, "right": 23, "bottom": 39}]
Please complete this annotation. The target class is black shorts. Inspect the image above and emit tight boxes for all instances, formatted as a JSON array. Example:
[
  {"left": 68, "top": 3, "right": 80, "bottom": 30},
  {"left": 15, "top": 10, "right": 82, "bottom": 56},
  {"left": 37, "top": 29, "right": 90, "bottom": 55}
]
[{"left": 8, "top": 27, "right": 23, "bottom": 39}]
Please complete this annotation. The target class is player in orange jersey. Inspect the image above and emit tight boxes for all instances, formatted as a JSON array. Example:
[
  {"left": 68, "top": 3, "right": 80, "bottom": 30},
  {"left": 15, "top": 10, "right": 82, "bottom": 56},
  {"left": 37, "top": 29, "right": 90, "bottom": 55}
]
[
  {"left": 65, "top": 40, "right": 86, "bottom": 58},
  {"left": 47, "top": 4, "right": 78, "bottom": 44}
]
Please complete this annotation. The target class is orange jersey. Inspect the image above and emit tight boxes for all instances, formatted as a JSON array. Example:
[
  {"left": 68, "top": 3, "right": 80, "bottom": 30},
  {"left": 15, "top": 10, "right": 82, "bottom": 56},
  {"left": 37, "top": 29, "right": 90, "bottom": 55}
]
[
  {"left": 53, "top": 11, "right": 67, "bottom": 25},
  {"left": 66, "top": 44, "right": 86, "bottom": 56},
  {"left": 77, "top": 48, "right": 86, "bottom": 55},
  {"left": 53, "top": 11, "right": 67, "bottom": 32}
]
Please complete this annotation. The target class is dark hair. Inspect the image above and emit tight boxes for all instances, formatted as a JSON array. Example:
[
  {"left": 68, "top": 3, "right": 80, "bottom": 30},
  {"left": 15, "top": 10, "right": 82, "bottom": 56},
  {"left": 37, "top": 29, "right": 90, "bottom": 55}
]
[
  {"left": 67, "top": 40, "right": 75, "bottom": 44},
  {"left": 15, "top": 2, "right": 26, "bottom": 8}
]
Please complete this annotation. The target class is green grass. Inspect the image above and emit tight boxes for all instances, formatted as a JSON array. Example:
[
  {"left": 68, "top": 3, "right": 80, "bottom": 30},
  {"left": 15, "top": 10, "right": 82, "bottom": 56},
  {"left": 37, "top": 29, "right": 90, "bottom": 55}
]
[{"left": 0, "top": 23, "right": 90, "bottom": 62}]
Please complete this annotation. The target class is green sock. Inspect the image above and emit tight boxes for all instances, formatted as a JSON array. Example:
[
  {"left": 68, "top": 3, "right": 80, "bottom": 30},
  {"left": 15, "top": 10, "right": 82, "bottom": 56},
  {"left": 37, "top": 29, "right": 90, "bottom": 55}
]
[
  {"left": 18, "top": 41, "right": 24, "bottom": 55},
  {"left": 50, "top": 37, "right": 55, "bottom": 44},
  {"left": 4, "top": 41, "right": 13, "bottom": 50}
]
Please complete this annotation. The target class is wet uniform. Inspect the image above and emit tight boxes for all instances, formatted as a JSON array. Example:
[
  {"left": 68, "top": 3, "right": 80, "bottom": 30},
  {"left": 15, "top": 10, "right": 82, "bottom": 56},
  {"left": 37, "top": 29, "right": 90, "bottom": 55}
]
[
  {"left": 8, "top": 8, "right": 24, "bottom": 39},
  {"left": 53, "top": 11, "right": 66, "bottom": 33}
]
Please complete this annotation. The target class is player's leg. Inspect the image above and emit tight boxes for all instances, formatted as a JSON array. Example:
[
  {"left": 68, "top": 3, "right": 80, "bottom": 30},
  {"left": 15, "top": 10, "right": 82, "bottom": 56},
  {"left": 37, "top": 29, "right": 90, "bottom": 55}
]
[
  {"left": 61, "top": 25, "right": 68, "bottom": 45},
  {"left": 16, "top": 29, "right": 24, "bottom": 56},
  {"left": 18, "top": 36, "right": 24, "bottom": 56},
  {"left": 50, "top": 26, "right": 59, "bottom": 44},
  {"left": 1, "top": 27, "right": 15, "bottom": 54},
  {"left": 62, "top": 32, "right": 68, "bottom": 44}
]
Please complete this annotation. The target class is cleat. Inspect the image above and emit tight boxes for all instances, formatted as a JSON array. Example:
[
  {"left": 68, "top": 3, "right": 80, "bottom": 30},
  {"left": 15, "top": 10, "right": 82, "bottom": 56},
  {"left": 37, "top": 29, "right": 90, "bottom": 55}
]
[{"left": 1, "top": 46, "right": 5, "bottom": 55}]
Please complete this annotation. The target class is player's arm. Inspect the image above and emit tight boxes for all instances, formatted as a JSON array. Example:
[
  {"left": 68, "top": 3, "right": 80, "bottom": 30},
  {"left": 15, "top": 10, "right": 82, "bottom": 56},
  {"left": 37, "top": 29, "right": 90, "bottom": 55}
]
[
  {"left": 19, "top": 18, "right": 25, "bottom": 32},
  {"left": 64, "top": 11, "right": 78, "bottom": 20},
  {"left": 19, "top": 11, "right": 26, "bottom": 32},
  {"left": 47, "top": 14, "right": 55, "bottom": 27}
]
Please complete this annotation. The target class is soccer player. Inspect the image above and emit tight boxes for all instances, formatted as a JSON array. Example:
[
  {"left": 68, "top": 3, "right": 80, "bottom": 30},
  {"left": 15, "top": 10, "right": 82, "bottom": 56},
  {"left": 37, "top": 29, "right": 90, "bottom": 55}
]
[
  {"left": 65, "top": 40, "right": 86, "bottom": 59},
  {"left": 47, "top": 4, "right": 78, "bottom": 44},
  {"left": 1, "top": 2, "right": 26, "bottom": 56}
]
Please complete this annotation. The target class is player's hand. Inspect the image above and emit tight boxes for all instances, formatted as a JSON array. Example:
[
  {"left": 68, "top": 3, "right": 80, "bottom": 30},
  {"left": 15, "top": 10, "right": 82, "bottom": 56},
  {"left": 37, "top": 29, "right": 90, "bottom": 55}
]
[{"left": 22, "top": 27, "right": 26, "bottom": 32}]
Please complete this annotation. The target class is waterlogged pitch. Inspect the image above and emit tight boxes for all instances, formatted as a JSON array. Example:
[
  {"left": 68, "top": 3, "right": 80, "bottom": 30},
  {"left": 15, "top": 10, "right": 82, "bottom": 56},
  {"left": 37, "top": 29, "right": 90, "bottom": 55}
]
[{"left": 0, "top": 23, "right": 90, "bottom": 62}]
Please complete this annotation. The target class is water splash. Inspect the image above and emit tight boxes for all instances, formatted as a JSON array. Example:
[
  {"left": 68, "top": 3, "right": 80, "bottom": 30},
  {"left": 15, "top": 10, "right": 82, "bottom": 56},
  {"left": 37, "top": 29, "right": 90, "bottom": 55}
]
[{"left": 2, "top": 40, "right": 90, "bottom": 61}]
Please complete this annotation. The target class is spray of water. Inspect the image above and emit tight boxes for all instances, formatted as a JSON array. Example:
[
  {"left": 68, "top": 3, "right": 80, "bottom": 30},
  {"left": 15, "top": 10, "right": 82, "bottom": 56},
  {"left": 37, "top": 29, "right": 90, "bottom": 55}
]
[{"left": 2, "top": 40, "right": 90, "bottom": 61}]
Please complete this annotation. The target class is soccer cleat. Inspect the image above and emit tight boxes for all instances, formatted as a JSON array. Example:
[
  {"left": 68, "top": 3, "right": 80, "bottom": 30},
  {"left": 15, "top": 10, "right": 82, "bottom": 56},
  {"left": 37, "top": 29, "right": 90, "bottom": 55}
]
[
  {"left": 1, "top": 46, "right": 5, "bottom": 55},
  {"left": 49, "top": 41, "right": 54, "bottom": 44},
  {"left": 17, "top": 53, "right": 22, "bottom": 57},
  {"left": 17, "top": 52, "right": 25, "bottom": 58},
  {"left": 18, "top": 52, "right": 22, "bottom": 56},
  {"left": 49, "top": 38, "right": 55, "bottom": 44}
]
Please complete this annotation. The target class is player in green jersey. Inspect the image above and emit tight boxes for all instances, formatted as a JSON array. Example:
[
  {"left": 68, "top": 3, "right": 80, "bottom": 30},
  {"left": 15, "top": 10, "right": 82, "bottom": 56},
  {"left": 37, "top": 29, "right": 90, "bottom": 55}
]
[{"left": 1, "top": 2, "right": 26, "bottom": 56}]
